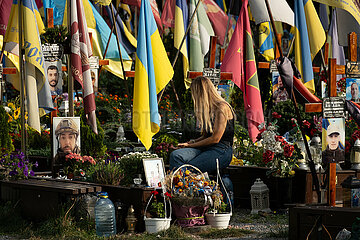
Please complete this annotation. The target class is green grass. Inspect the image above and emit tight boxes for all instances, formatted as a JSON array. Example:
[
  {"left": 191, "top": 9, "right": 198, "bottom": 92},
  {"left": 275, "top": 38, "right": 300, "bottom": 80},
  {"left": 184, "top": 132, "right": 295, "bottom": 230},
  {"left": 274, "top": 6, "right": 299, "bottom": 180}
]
[
  {"left": 198, "top": 228, "right": 254, "bottom": 239},
  {"left": 0, "top": 201, "right": 288, "bottom": 239}
]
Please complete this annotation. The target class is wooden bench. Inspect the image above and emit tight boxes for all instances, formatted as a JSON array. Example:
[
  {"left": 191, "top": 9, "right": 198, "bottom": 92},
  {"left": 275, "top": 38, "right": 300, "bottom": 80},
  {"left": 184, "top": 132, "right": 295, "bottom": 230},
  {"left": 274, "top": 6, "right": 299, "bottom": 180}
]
[
  {"left": 0, "top": 177, "right": 101, "bottom": 220},
  {"left": 289, "top": 205, "right": 360, "bottom": 239}
]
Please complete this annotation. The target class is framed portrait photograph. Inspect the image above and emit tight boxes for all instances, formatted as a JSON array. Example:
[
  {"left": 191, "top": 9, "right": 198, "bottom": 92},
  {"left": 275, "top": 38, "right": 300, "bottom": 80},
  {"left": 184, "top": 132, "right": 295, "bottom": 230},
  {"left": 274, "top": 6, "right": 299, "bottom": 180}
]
[
  {"left": 346, "top": 78, "right": 360, "bottom": 102},
  {"left": 272, "top": 71, "right": 289, "bottom": 104},
  {"left": 52, "top": 117, "right": 81, "bottom": 158},
  {"left": 143, "top": 158, "right": 165, "bottom": 188},
  {"left": 45, "top": 60, "right": 63, "bottom": 96},
  {"left": 322, "top": 118, "right": 345, "bottom": 164},
  {"left": 90, "top": 68, "right": 98, "bottom": 93}
]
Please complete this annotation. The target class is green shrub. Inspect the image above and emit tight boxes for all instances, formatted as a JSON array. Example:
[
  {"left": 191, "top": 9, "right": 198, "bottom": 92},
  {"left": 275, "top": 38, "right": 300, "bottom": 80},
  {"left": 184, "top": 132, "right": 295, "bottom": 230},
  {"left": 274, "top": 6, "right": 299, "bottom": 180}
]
[
  {"left": 0, "top": 105, "right": 14, "bottom": 154},
  {"left": 80, "top": 110, "right": 107, "bottom": 158},
  {"left": 87, "top": 157, "right": 124, "bottom": 185}
]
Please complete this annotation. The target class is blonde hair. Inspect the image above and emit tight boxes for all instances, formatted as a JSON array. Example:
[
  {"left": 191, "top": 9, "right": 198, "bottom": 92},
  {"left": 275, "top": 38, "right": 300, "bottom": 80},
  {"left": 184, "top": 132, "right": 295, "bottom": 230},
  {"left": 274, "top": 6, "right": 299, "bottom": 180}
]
[{"left": 190, "top": 76, "right": 234, "bottom": 134}]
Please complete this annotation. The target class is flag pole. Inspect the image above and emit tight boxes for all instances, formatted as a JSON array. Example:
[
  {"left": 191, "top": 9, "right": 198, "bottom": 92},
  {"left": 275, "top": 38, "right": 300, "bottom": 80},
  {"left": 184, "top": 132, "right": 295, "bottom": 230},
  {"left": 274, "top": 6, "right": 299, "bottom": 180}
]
[
  {"left": 109, "top": 4, "right": 132, "bottom": 108},
  {"left": 18, "top": 0, "right": 26, "bottom": 154},
  {"left": 68, "top": 0, "right": 74, "bottom": 117},
  {"left": 264, "top": 0, "right": 321, "bottom": 203},
  {"left": 157, "top": 0, "right": 202, "bottom": 103},
  {"left": 222, "top": 0, "right": 233, "bottom": 48}
]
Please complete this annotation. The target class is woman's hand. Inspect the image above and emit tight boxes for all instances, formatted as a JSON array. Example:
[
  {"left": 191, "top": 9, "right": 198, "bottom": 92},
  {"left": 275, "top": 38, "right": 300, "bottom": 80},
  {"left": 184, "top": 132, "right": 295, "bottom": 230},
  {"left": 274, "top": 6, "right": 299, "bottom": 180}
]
[{"left": 178, "top": 142, "right": 190, "bottom": 148}]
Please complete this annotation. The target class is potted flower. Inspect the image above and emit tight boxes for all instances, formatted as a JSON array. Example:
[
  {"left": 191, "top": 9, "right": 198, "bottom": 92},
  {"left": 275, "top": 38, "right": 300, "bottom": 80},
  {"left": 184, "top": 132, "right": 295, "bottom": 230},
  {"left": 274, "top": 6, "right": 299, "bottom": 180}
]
[
  {"left": 63, "top": 153, "right": 96, "bottom": 179},
  {"left": 144, "top": 190, "right": 171, "bottom": 233},
  {"left": 205, "top": 159, "right": 232, "bottom": 229}
]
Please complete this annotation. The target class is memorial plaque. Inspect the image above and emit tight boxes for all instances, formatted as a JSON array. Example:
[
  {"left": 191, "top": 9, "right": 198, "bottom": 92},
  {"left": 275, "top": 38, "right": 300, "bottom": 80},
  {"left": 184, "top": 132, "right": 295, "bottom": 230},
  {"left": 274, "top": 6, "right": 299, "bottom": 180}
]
[
  {"left": 323, "top": 97, "right": 345, "bottom": 118},
  {"left": 270, "top": 60, "right": 278, "bottom": 73},
  {"left": 42, "top": 43, "right": 64, "bottom": 61},
  {"left": 346, "top": 61, "right": 360, "bottom": 78},
  {"left": 89, "top": 56, "right": 99, "bottom": 69},
  {"left": 203, "top": 68, "right": 221, "bottom": 86}
]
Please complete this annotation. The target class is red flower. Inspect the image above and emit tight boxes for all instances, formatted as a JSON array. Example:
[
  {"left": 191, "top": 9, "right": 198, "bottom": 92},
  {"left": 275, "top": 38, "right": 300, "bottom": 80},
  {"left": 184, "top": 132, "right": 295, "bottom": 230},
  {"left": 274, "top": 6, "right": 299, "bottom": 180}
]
[
  {"left": 151, "top": 191, "right": 159, "bottom": 196},
  {"left": 272, "top": 112, "right": 282, "bottom": 119},
  {"left": 310, "top": 128, "right": 317, "bottom": 137},
  {"left": 165, "top": 192, "right": 172, "bottom": 198},
  {"left": 263, "top": 150, "right": 274, "bottom": 163},
  {"left": 345, "top": 140, "right": 351, "bottom": 153},
  {"left": 283, "top": 143, "right": 295, "bottom": 157},
  {"left": 302, "top": 120, "right": 311, "bottom": 129},
  {"left": 352, "top": 130, "right": 360, "bottom": 142}
]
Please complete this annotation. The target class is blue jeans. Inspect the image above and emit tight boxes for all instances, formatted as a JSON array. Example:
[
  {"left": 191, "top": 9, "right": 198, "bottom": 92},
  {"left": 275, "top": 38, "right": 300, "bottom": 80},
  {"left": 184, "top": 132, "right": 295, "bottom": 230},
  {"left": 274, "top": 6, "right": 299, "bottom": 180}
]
[{"left": 169, "top": 142, "right": 233, "bottom": 174}]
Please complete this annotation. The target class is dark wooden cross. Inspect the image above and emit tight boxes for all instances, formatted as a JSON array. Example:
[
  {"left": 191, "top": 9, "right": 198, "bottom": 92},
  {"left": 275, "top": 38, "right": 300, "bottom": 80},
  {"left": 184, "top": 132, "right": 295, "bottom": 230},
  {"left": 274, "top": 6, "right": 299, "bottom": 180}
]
[
  {"left": 187, "top": 36, "right": 233, "bottom": 81},
  {"left": 304, "top": 32, "right": 358, "bottom": 207}
]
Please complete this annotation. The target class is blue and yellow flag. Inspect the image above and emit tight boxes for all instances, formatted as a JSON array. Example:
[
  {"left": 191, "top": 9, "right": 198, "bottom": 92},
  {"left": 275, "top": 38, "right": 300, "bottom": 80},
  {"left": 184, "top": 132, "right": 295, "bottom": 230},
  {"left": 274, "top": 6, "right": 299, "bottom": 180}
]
[
  {"left": 259, "top": 22, "right": 274, "bottom": 62},
  {"left": 175, "top": 0, "right": 190, "bottom": 88},
  {"left": 133, "top": 0, "right": 174, "bottom": 150},
  {"left": 294, "top": 0, "right": 325, "bottom": 93},
  {"left": 61, "top": 0, "right": 132, "bottom": 78}
]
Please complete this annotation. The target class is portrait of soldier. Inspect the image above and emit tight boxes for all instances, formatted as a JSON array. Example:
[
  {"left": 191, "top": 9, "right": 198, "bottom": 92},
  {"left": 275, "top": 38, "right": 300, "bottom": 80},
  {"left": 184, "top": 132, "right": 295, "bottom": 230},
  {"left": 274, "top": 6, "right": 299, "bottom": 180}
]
[
  {"left": 47, "top": 64, "right": 62, "bottom": 96},
  {"left": 52, "top": 118, "right": 81, "bottom": 177},
  {"left": 322, "top": 123, "right": 345, "bottom": 169},
  {"left": 351, "top": 82, "right": 360, "bottom": 102}
]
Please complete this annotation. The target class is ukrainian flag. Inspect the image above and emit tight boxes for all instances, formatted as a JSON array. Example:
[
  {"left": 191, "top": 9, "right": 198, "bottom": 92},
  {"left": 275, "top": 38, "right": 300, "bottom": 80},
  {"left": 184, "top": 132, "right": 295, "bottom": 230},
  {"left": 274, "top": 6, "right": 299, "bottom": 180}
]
[
  {"left": 294, "top": 0, "right": 325, "bottom": 93},
  {"left": 133, "top": 0, "right": 174, "bottom": 150},
  {"left": 175, "top": 0, "right": 190, "bottom": 88},
  {"left": 259, "top": 22, "right": 274, "bottom": 62}
]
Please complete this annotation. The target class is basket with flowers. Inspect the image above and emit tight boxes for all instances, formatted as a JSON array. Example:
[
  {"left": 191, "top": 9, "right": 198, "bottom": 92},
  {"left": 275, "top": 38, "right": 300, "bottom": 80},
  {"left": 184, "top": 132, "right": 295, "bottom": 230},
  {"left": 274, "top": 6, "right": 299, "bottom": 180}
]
[{"left": 163, "top": 164, "right": 219, "bottom": 227}]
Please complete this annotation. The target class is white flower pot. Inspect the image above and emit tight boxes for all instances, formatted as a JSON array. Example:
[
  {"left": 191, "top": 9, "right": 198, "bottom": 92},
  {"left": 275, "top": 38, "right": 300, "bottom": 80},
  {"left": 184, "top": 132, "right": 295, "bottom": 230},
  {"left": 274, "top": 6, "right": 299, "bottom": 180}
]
[
  {"left": 144, "top": 217, "right": 171, "bottom": 233},
  {"left": 205, "top": 213, "right": 231, "bottom": 229}
]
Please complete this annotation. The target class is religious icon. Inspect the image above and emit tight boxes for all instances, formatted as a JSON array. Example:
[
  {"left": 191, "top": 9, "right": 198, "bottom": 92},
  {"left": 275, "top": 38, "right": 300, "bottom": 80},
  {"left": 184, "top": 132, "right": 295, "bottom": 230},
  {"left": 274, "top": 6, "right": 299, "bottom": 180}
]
[{"left": 143, "top": 158, "right": 165, "bottom": 188}]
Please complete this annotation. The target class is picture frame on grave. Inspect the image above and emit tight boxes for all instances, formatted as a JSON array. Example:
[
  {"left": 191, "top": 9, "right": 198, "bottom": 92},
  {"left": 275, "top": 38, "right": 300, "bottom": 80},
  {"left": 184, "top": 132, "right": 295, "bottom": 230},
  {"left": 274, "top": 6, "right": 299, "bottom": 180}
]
[
  {"left": 45, "top": 60, "right": 63, "bottom": 96},
  {"left": 346, "top": 78, "right": 360, "bottom": 103},
  {"left": 322, "top": 118, "right": 345, "bottom": 163},
  {"left": 89, "top": 56, "right": 99, "bottom": 93},
  {"left": 272, "top": 71, "right": 289, "bottom": 104},
  {"left": 217, "top": 84, "right": 231, "bottom": 102},
  {"left": 143, "top": 158, "right": 165, "bottom": 188},
  {"left": 52, "top": 117, "right": 81, "bottom": 158}
]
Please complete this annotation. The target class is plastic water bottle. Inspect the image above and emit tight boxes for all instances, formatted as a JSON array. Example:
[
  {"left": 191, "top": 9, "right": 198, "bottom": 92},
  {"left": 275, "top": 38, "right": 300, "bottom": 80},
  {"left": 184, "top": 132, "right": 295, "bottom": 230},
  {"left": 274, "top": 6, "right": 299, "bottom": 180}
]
[
  {"left": 95, "top": 192, "right": 116, "bottom": 237},
  {"left": 222, "top": 175, "right": 234, "bottom": 207}
]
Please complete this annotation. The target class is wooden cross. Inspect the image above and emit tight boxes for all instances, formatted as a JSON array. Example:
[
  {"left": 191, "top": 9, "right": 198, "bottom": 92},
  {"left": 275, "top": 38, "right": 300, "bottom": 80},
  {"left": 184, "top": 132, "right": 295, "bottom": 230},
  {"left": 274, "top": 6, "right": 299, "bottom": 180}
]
[
  {"left": 304, "top": 33, "right": 357, "bottom": 207},
  {"left": 187, "top": 36, "right": 233, "bottom": 81}
]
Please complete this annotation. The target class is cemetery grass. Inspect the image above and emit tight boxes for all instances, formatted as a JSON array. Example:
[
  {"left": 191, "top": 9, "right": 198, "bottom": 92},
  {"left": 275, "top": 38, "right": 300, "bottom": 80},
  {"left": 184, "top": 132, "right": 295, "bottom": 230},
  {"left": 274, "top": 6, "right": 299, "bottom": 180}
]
[{"left": 0, "top": 201, "right": 288, "bottom": 239}]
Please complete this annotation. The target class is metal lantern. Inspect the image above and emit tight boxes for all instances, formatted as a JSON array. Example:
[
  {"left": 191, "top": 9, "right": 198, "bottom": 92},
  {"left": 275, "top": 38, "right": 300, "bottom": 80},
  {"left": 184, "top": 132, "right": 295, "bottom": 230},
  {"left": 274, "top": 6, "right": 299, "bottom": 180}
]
[
  {"left": 351, "top": 139, "right": 360, "bottom": 170},
  {"left": 309, "top": 134, "right": 322, "bottom": 171},
  {"left": 125, "top": 205, "right": 137, "bottom": 233},
  {"left": 250, "top": 178, "right": 271, "bottom": 214},
  {"left": 296, "top": 139, "right": 309, "bottom": 170}
]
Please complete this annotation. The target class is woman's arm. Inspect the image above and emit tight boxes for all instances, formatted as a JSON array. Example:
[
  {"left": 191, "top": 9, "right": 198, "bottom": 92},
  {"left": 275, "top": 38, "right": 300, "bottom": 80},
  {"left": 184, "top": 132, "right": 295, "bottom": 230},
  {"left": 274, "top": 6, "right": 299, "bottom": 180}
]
[{"left": 178, "top": 104, "right": 228, "bottom": 148}]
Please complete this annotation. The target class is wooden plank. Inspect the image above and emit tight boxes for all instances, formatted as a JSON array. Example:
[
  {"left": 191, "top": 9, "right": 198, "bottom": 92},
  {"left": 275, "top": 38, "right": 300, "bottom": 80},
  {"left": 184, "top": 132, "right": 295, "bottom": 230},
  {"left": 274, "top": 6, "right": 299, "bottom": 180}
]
[
  {"left": 61, "top": 59, "right": 109, "bottom": 72},
  {"left": 305, "top": 103, "right": 322, "bottom": 112},
  {"left": 328, "top": 163, "right": 336, "bottom": 206},
  {"left": 3, "top": 68, "right": 17, "bottom": 74},
  {"left": 47, "top": 8, "right": 54, "bottom": 28},
  {"left": 349, "top": 32, "right": 357, "bottom": 62},
  {"left": 329, "top": 59, "right": 337, "bottom": 97},
  {"left": 208, "top": 36, "right": 217, "bottom": 68},
  {"left": 336, "top": 65, "right": 345, "bottom": 75},
  {"left": 125, "top": 71, "right": 135, "bottom": 78},
  {"left": 1, "top": 181, "right": 78, "bottom": 195},
  {"left": 187, "top": 71, "right": 232, "bottom": 80},
  {"left": 258, "top": 62, "right": 270, "bottom": 69},
  {"left": 30, "top": 177, "right": 101, "bottom": 193}
]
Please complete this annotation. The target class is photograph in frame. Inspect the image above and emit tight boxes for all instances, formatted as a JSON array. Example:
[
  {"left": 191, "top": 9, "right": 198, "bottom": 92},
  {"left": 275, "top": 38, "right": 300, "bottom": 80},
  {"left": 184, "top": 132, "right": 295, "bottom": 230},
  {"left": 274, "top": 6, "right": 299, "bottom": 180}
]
[
  {"left": 346, "top": 78, "right": 360, "bottom": 102},
  {"left": 143, "top": 158, "right": 165, "bottom": 188},
  {"left": 322, "top": 118, "right": 345, "bottom": 164},
  {"left": 53, "top": 117, "right": 81, "bottom": 158},
  {"left": 45, "top": 60, "right": 63, "bottom": 96}
]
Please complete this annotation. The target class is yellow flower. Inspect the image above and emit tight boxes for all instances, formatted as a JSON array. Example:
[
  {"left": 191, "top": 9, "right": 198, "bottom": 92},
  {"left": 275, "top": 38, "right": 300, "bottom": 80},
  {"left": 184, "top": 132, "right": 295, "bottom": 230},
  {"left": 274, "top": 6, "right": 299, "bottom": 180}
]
[
  {"left": 7, "top": 114, "right": 13, "bottom": 122},
  {"left": 14, "top": 108, "right": 20, "bottom": 120},
  {"left": 7, "top": 102, "right": 15, "bottom": 110},
  {"left": 289, "top": 170, "right": 295, "bottom": 176}
]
